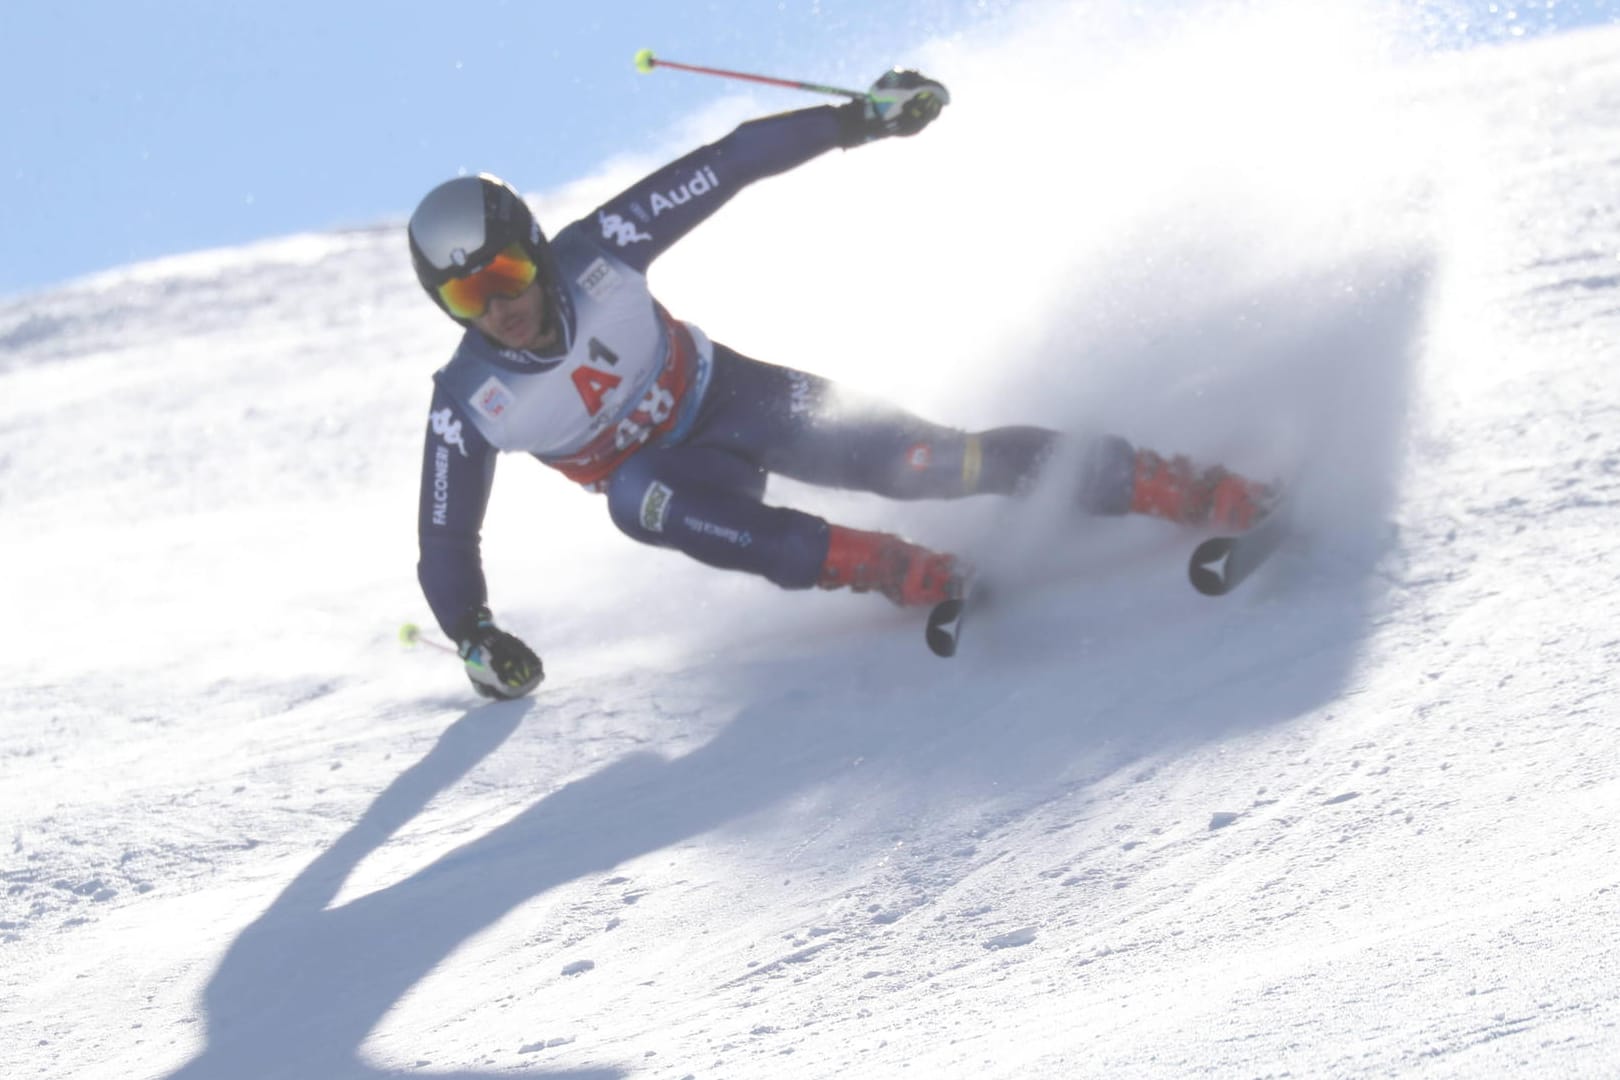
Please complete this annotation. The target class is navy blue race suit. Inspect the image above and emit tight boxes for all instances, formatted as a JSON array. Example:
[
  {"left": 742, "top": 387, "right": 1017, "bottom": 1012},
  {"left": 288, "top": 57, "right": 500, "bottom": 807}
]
[{"left": 416, "top": 105, "right": 1132, "bottom": 640}]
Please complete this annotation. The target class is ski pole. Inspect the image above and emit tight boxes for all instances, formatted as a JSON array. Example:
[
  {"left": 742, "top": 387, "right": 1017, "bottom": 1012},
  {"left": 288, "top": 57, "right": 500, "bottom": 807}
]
[
  {"left": 399, "top": 622, "right": 458, "bottom": 656},
  {"left": 633, "top": 49, "right": 867, "bottom": 101}
]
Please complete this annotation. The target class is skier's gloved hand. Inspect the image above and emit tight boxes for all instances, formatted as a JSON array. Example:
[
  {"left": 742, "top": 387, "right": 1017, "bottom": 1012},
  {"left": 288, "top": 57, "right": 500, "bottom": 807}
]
[
  {"left": 838, "top": 69, "right": 950, "bottom": 146},
  {"left": 455, "top": 606, "right": 543, "bottom": 700}
]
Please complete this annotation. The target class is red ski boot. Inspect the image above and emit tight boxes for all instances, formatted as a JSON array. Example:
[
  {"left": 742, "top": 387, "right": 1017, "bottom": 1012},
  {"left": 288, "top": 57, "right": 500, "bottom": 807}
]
[
  {"left": 1129, "top": 450, "right": 1274, "bottom": 532},
  {"left": 818, "top": 525, "right": 964, "bottom": 607}
]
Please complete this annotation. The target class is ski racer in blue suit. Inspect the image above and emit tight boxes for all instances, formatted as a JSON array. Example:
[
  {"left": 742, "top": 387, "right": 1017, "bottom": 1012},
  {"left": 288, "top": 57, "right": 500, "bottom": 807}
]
[{"left": 408, "top": 70, "right": 1271, "bottom": 700}]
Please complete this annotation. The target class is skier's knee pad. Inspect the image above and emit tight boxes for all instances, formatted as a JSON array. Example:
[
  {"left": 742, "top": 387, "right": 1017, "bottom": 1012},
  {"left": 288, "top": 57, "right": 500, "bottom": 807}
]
[
  {"left": 972, "top": 426, "right": 1059, "bottom": 495},
  {"left": 1075, "top": 434, "right": 1137, "bottom": 515},
  {"left": 604, "top": 456, "right": 678, "bottom": 545},
  {"left": 605, "top": 447, "right": 769, "bottom": 543}
]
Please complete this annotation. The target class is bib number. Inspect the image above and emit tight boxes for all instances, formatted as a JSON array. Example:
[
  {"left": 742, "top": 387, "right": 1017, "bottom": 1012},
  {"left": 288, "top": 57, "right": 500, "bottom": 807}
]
[{"left": 615, "top": 384, "right": 677, "bottom": 449}]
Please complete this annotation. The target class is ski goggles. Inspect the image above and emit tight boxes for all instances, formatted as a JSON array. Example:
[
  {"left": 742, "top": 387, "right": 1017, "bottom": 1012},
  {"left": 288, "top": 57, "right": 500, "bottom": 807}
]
[{"left": 436, "top": 243, "right": 539, "bottom": 320}]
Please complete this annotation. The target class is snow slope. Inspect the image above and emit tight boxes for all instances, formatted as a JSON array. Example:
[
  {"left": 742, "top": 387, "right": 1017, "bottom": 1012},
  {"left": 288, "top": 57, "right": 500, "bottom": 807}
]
[{"left": 4, "top": 6, "right": 1620, "bottom": 1078}]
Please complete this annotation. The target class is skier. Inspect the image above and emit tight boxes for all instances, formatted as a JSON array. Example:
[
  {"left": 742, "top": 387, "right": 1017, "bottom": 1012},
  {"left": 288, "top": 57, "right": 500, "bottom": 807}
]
[{"left": 409, "top": 70, "right": 1270, "bottom": 700}]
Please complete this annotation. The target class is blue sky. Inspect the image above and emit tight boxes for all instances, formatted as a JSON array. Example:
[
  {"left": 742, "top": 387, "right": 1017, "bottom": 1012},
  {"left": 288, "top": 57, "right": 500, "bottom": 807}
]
[{"left": 3, "top": 0, "right": 1615, "bottom": 298}]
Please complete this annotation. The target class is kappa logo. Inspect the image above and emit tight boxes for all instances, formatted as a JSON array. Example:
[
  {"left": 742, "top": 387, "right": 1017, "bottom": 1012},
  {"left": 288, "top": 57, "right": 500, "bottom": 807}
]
[
  {"left": 576, "top": 257, "right": 622, "bottom": 300},
  {"left": 430, "top": 407, "right": 468, "bottom": 457},
  {"left": 470, "top": 376, "right": 516, "bottom": 422},
  {"left": 648, "top": 166, "right": 722, "bottom": 217},
  {"left": 598, "top": 210, "right": 651, "bottom": 248},
  {"left": 639, "top": 481, "right": 673, "bottom": 534}
]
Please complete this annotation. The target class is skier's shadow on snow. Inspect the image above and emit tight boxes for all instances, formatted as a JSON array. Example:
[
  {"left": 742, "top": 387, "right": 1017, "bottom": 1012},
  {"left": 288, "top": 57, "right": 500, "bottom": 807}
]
[
  {"left": 165, "top": 699, "right": 628, "bottom": 1080},
  {"left": 163, "top": 669, "right": 956, "bottom": 1078},
  {"left": 169, "top": 256, "right": 1427, "bottom": 1080}
]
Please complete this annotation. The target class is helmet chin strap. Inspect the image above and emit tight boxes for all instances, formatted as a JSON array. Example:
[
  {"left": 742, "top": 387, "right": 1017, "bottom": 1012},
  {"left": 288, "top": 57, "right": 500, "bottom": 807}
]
[
  {"left": 523, "top": 277, "right": 572, "bottom": 356},
  {"left": 527, "top": 295, "right": 563, "bottom": 354}
]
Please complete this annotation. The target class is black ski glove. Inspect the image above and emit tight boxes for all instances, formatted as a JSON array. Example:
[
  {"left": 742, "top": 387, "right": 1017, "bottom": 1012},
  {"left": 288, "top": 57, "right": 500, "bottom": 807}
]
[
  {"left": 838, "top": 69, "right": 951, "bottom": 146},
  {"left": 455, "top": 606, "right": 543, "bottom": 700}
]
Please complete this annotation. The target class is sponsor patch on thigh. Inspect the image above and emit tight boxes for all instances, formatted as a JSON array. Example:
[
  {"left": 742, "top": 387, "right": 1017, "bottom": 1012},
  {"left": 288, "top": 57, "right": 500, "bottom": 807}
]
[{"left": 639, "top": 481, "right": 674, "bottom": 533}]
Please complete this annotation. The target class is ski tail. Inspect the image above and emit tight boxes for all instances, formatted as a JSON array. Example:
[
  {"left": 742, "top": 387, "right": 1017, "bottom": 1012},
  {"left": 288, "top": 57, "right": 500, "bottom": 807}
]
[
  {"left": 1188, "top": 502, "right": 1290, "bottom": 596},
  {"left": 925, "top": 576, "right": 992, "bottom": 658},
  {"left": 925, "top": 597, "right": 968, "bottom": 657}
]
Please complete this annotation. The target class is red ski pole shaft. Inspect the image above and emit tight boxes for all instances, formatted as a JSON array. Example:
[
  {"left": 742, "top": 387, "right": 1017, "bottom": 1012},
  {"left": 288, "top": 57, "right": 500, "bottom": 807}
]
[{"left": 633, "top": 49, "right": 867, "bottom": 101}]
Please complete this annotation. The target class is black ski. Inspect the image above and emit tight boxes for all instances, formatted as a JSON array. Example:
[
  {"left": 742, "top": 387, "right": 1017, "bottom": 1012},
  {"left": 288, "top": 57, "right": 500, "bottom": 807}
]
[
  {"left": 930, "top": 502, "right": 1290, "bottom": 654},
  {"left": 1188, "top": 508, "right": 1289, "bottom": 596},
  {"left": 925, "top": 579, "right": 989, "bottom": 658}
]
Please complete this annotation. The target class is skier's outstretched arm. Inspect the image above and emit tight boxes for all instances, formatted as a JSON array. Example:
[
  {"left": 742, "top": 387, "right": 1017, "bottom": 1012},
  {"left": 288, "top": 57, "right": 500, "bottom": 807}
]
[
  {"left": 595, "top": 69, "right": 949, "bottom": 273},
  {"left": 416, "top": 385, "right": 543, "bottom": 700}
]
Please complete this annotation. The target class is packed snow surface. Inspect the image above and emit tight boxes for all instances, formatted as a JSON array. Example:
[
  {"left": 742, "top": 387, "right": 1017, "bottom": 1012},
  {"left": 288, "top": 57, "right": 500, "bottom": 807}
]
[{"left": 4, "top": 6, "right": 1619, "bottom": 1078}]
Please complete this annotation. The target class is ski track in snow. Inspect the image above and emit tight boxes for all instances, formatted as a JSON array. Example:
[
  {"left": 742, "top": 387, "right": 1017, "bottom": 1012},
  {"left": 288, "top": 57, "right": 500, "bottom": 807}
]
[{"left": 4, "top": 8, "right": 1620, "bottom": 1079}]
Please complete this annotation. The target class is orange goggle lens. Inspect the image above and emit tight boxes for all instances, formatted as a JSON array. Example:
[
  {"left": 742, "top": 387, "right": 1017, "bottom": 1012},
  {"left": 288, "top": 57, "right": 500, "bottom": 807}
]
[{"left": 436, "top": 244, "right": 540, "bottom": 319}]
